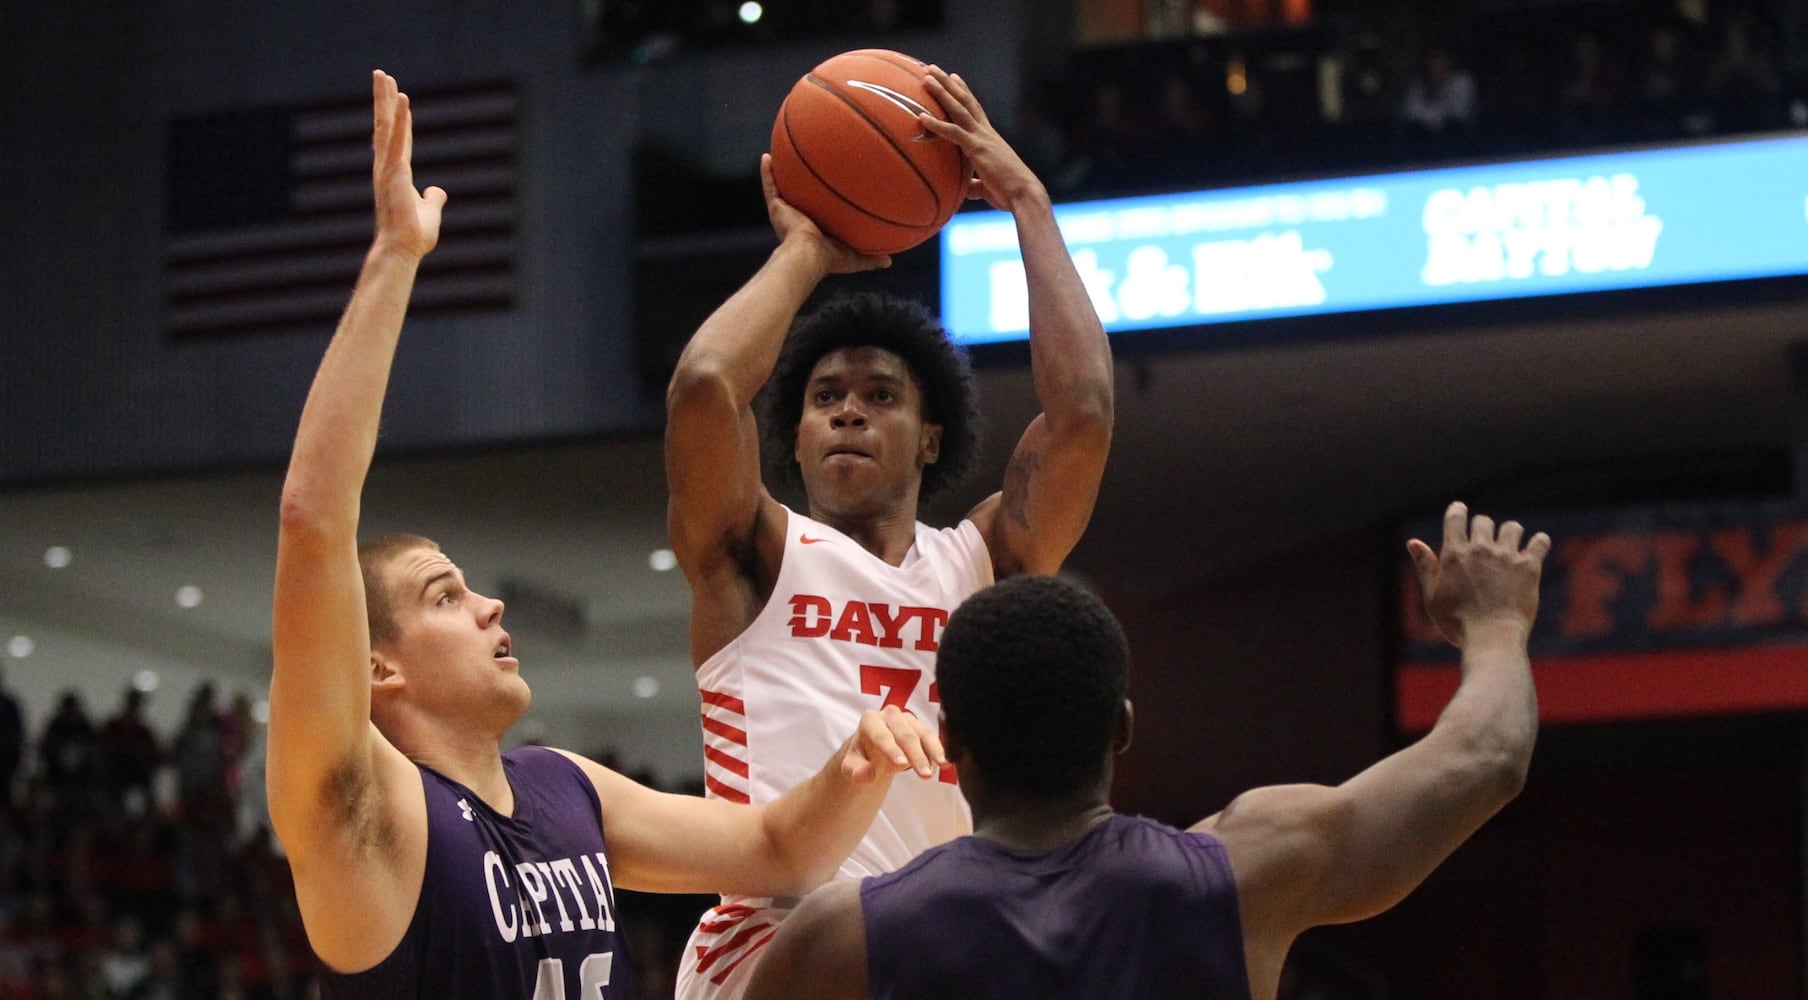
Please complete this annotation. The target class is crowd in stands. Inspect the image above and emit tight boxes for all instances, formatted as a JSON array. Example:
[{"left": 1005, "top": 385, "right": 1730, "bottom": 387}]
[
  {"left": 1019, "top": 1, "right": 1798, "bottom": 198},
  {"left": 0, "top": 671, "right": 701, "bottom": 999},
  {"left": 0, "top": 675, "right": 307, "bottom": 999}
]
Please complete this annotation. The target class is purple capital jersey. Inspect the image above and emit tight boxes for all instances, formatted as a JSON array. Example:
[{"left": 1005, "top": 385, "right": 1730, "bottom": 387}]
[
  {"left": 861, "top": 813, "right": 1249, "bottom": 999},
  {"left": 319, "top": 746, "right": 636, "bottom": 1000}
]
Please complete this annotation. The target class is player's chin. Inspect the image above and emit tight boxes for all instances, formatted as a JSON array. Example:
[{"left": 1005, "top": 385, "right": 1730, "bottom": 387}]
[{"left": 501, "top": 679, "right": 533, "bottom": 716}]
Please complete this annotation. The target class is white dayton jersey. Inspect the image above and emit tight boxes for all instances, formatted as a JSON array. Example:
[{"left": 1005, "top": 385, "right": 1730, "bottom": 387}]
[{"left": 676, "top": 504, "right": 993, "bottom": 998}]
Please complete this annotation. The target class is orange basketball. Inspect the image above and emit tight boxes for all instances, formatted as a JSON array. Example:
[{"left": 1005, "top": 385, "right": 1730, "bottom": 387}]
[{"left": 769, "top": 49, "right": 969, "bottom": 256}]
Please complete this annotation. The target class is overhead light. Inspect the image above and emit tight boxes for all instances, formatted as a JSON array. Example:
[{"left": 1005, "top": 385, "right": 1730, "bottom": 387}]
[
  {"left": 175, "top": 585, "right": 203, "bottom": 608},
  {"left": 633, "top": 676, "right": 660, "bottom": 699},
  {"left": 43, "top": 546, "right": 71, "bottom": 569},
  {"left": 5, "top": 636, "right": 32, "bottom": 659},
  {"left": 133, "top": 670, "right": 159, "bottom": 693},
  {"left": 647, "top": 549, "right": 678, "bottom": 572},
  {"left": 738, "top": 2, "right": 763, "bottom": 24}
]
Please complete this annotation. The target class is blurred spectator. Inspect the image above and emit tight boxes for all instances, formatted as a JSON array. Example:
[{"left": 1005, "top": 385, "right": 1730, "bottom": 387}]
[
  {"left": 1150, "top": 71, "right": 1220, "bottom": 184},
  {"left": 1010, "top": 89, "right": 1085, "bottom": 194},
  {"left": 1399, "top": 44, "right": 1477, "bottom": 141},
  {"left": 1335, "top": 30, "right": 1396, "bottom": 129},
  {"left": 98, "top": 690, "right": 162, "bottom": 818},
  {"left": 1634, "top": 18, "right": 1707, "bottom": 138},
  {"left": 223, "top": 697, "right": 265, "bottom": 848},
  {"left": 218, "top": 694, "right": 259, "bottom": 843},
  {"left": 37, "top": 694, "right": 97, "bottom": 818},
  {"left": 0, "top": 669, "right": 24, "bottom": 814},
  {"left": 169, "top": 686, "right": 229, "bottom": 837},
  {"left": 97, "top": 916, "right": 152, "bottom": 997},
  {"left": 1065, "top": 79, "right": 1157, "bottom": 191},
  {"left": 121, "top": 938, "right": 198, "bottom": 1000},
  {"left": 212, "top": 954, "right": 249, "bottom": 1000},
  {"left": 1703, "top": 8, "right": 1782, "bottom": 131},
  {"left": 1556, "top": 29, "right": 1628, "bottom": 144}
]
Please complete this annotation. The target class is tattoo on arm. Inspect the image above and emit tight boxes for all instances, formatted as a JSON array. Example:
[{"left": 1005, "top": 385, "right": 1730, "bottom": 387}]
[{"left": 1003, "top": 450, "right": 1040, "bottom": 531}]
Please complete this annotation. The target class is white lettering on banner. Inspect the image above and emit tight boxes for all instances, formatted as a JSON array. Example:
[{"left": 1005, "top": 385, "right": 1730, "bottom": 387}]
[
  {"left": 948, "top": 218, "right": 1018, "bottom": 256},
  {"left": 983, "top": 234, "right": 1334, "bottom": 334},
  {"left": 1059, "top": 212, "right": 1114, "bottom": 245},
  {"left": 1115, "top": 207, "right": 1171, "bottom": 240},
  {"left": 1194, "top": 232, "right": 1332, "bottom": 313},
  {"left": 987, "top": 260, "right": 1029, "bottom": 331},
  {"left": 1117, "top": 247, "right": 1191, "bottom": 321},
  {"left": 950, "top": 186, "right": 1388, "bottom": 259},
  {"left": 1421, "top": 174, "right": 1664, "bottom": 286}
]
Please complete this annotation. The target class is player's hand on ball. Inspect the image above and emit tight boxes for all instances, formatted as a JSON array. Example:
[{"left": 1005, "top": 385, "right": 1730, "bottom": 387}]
[
  {"left": 761, "top": 154, "right": 891, "bottom": 274},
  {"left": 917, "top": 65, "right": 1043, "bottom": 214},
  {"left": 842, "top": 705, "right": 946, "bottom": 783}
]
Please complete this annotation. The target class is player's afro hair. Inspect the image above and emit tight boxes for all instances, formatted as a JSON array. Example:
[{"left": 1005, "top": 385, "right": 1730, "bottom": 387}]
[
  {"left": 936, "top": 574, "right": 1130, "bottom": 798},
  {"left": 757, "top": 292, "right": 979, "bottom": 505}
]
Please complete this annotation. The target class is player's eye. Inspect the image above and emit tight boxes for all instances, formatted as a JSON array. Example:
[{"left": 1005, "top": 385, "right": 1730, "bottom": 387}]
[{"left": 874, "top": 389, "right": 895, "bottom": 403}]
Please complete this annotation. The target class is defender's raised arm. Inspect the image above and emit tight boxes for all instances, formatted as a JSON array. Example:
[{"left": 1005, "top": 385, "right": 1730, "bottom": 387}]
[{"left": 268, "top": 70, "right": 447, "bottom": 972}]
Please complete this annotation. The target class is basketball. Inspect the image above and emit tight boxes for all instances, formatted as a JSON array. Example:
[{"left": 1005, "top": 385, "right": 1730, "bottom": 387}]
[{"left": 769, "top": 49, "right": 969, "bottom": 256}]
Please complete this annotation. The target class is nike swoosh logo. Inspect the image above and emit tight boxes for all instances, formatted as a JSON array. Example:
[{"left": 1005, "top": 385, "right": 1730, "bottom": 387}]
[{"left": 800, "top": 534, "right": 829, "bottom": 545}]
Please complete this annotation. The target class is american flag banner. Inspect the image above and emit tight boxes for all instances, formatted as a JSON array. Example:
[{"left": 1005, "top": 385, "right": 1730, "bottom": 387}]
[{"left": 163, "top": 80, "right": 517, "bottom": 339}]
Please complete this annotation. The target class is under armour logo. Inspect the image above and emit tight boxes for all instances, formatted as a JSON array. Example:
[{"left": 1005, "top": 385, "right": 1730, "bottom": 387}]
[{"left": 457, "top": 799, "right": 474, "bottom": 822}]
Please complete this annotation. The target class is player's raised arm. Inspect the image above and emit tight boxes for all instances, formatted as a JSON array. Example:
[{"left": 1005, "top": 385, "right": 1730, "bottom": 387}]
[
  {"left": 663, "top": 156, "right": 891, "bottom": 658},
  {"left": 1197, "top": 502, "right": 1547, "bottom": 996},
  {"left": 918, "top": 66, "right": 1114, "bottom": 578},
  {"left": 268, "top": 70, "right": 445, "bottom": 970},
  {"left": 557, "top": 706, "right": 942, "bottom": 897}
]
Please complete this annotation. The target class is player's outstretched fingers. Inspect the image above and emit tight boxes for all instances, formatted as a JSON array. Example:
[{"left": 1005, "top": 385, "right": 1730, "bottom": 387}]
[
  {"left": 850, "top": 708, "right": 911, "bottom": 778},
  {"left": 922, "top": 67, "right": 972, "bottom": 121},
  {"left": 1469, "top": 513, "right": 1496, "bottom": 546},
  {"left": 876, "top": 706, "right": 934, "bottom": 778},
  {"left": 888, "top": 709, "right": 944, "bottom": 779},
  {"left": 1526, "top": 531, "right": 1553, "bottom": 563},
  {"left": 1443, "top": 501, "right": 1469, "bottom": 551},
  {"left": 1497, "top": 520, "right": 1524, "bottom": 551}
]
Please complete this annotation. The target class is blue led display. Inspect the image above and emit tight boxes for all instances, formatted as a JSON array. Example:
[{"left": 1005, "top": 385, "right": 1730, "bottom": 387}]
[{"left": 939, "top": 133, "right": 1808, "bottom": 344}]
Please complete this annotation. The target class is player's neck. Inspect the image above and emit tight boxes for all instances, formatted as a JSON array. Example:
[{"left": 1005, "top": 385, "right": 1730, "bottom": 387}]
[
  {"left": 409, "top": 732, "right": 515, "bottom": 816},
  {"left": 807, "top": 505, "right": 919, "bottom": 566},
  {"left": 970, "top": 793, "right": 1114, "bottom": 853}
]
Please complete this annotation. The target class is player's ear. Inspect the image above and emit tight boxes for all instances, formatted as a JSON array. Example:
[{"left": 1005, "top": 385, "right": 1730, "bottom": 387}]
[
  {"left": 1113, "top": 700, "right": 1134, "bottom": 755},
  {"left": 939, "top": 709, "right": 964, "bottom": 760},
  {"left": 919, "top": 422, "right": 942, "bottom": 465},
  {"left": 371, "top": 653, "right": 404, "bottom": 691}
]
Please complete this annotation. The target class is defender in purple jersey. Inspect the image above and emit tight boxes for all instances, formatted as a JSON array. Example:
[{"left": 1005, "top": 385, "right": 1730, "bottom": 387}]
[
  {"left": 747, "top": 504, "right": 1550, "bottom": 1000},
  {"left": 273, "top": 72, "right": 949, "bottom": 1000}
]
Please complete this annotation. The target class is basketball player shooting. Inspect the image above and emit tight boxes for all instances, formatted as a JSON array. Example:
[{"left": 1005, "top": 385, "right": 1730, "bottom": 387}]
[
  {"left": 269, "top": 71, "right": 945, "bottom": 1000},
  {"left": 663, "top": 64, "right": 1114, "bottom": 998},
  {"left": 744, "top": 503, "right": 1551, "bottom": 999}
]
